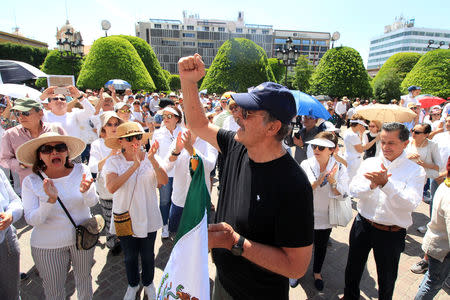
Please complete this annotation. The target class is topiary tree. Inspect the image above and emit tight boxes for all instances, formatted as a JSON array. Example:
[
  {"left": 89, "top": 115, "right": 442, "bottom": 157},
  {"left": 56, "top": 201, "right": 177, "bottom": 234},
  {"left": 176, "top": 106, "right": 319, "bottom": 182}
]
[
  {"left": 116, "top": 35, "right": 169, "bottom": 91},
  {"left": 268, "top": 58, "right": 286, "bottom": 83},
  {"left": 200, "top": 38, "right": 275, "bottom": 94},
  {"left": 309, "top": 46, "right": 372, "bottom": 98},
  {"left": 294, "top": 55, "right": 314, "bottom": 92},
  {"left": 372, "top": 52, "right": 421, "bottom": 102},
  {"left": 373, "top": 71, "right": 402, "bottom": 103},
  {"left": 77, "top": 36, "right": 155, "bottom": 90},
  {"left": 169, "top": 74, "right": 181, "bottom": 91},
  {"left": 35, "top": 50, "right": 83, "bottom": 88},
  {"left": 0, "top": 43, "right": 49, "bottom": 68},
  {"left": 401, "top": 49, "right": 450, "bottom": 99}
]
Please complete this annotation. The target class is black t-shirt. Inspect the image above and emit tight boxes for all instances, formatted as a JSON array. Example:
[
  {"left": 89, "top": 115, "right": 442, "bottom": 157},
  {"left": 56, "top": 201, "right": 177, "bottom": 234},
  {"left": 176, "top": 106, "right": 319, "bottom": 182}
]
[{"left": 212, "top": 129, "right": 314, "bottom": 299}]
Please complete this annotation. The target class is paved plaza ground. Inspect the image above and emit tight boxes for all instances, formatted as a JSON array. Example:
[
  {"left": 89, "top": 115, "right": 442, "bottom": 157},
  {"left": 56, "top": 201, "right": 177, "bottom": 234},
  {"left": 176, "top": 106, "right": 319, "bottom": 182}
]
[{"left": 16, "top": 179, "right": 449, "bottom": 299}]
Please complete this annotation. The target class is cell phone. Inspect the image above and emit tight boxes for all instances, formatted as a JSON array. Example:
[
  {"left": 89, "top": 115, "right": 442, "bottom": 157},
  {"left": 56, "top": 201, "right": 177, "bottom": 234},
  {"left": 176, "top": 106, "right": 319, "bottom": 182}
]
[{"left": 54, "top": 87, "right": 70, "bottom": 95}]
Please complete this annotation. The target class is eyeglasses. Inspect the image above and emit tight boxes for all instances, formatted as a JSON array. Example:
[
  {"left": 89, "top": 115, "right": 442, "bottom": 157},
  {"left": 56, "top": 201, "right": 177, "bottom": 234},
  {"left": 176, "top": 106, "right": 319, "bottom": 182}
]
[
  {"left": 312, "top": 145, "right": 335, "bottom": 151},
  {"left": 240, "top": 108, "right": 264, "bottom": 120},
  {"left": 105, "top": 122, "right": 119, "bottom": 127},
  {"left": 118, "top": 109, "right": 131, "bottom": 113},
  {"left": 49, "top": 97, "right": 66, "bottom": 102},
  {"left": 120, "top": 134, "right": 143, "bottom": 142},
  {"left": 38, "top": 143, "right": 68, "bottom": 154},
  {"left": 412, "top": 130, "right": 425, "bottom": 134},
  {"left": 162, "top": 114, "right": 175, "bottom": 120},
  {"left": 368, "top": 125, "right": 377, "bottom": 128},
  {"left": 14, "top": 111, "right": 31, "bottom": 117}
]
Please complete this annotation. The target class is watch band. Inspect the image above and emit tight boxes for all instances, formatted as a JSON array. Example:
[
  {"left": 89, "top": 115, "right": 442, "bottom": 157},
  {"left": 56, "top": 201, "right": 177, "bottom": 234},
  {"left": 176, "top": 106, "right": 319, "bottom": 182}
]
[{"left": 231, "top": 235, "right": 245, "bottom": 256}]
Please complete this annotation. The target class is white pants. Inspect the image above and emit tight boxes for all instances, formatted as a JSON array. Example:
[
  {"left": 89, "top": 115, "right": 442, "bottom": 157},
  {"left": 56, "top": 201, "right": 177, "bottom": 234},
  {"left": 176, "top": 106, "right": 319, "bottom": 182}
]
[{"left": 31, "top": 244, "right": 94, "bottom": 300}]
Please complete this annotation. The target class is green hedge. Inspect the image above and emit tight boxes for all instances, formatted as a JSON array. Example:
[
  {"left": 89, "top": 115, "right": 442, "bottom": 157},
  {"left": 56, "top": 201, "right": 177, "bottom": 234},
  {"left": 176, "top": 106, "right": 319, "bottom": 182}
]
[
  {"left": 169, "top": 74, "right": 181, "bottom": 91},
  {"left": 35, "top": 50, "right": 83, "bottom": 88},
  {"left": 372, "top": 52, "right": 421, "bottom": 102},
  {"left": 309, "top": 46, "right": 372, "bottom": 98},
  {"left": 294, "top": 55, "right": 314, "bottom": 92},
  {"left": 76, "top": 36, "right": 155, "bottom": 90},
  {"left": 268, "top": 58, "right": 286, "bottom": 83},
  {"left": 0, "top": 43, "right": 49, "bottom": 68},
  {"left": 200, "top": 38, "right": 275, "bottom": 93},
  {"left": 401, "top": 49, "right": 450, "bottom": 98},
  {"left": 116, "top": 35, "right": 169, "bottom": 91}
]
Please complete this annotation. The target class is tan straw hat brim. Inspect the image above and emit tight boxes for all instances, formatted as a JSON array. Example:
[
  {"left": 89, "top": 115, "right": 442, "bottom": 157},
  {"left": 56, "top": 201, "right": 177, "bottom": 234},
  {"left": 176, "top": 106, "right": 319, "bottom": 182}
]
[
  {"left": 105, "top": 132, "right": 151, "bottom": 149},
  {"left": 16, "top": 133, "right": 86, "bottom": 166}
]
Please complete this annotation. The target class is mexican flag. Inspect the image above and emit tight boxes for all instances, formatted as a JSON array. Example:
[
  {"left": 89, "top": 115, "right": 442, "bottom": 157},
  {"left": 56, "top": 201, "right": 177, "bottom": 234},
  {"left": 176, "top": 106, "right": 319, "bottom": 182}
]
[{"left": 157, "top": 155, "right": 210, "bottom": 300}]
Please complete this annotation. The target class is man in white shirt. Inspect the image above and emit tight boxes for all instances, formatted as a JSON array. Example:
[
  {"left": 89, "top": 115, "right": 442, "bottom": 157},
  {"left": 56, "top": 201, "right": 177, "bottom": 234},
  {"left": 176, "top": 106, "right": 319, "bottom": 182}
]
[
  {"left": 335, "top": 97, "right": 349, "bottom": 129},
  {"left": 149, "top": 93, "right": 160, "bottom": 116},
  {"left": 400, "top": 85, "right": 421, "bottom": 107},
  {"left": 343, "top": 122, "right": 426, "bottom": 300}
]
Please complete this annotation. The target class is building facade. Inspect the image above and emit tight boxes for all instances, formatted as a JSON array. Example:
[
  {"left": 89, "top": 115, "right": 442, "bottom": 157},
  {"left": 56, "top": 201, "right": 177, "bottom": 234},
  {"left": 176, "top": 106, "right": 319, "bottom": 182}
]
[
  {"left": 0, "top": 28, "right": 48, "bottom": 48},
  {"left": 136, "top": 12, "right": 330, "bottom": 73},
  {"left": 367, "top": 18, "right": 450, "bottom": 71}
]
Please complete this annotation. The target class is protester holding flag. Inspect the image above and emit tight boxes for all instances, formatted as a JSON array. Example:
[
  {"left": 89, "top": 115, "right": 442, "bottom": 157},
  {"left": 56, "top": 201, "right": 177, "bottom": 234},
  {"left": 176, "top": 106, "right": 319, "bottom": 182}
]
[
  {"left": 178, "top": 54, "right": 314, "bottom": 299},
  {"left": 104, "top": 122, "right": 168, "bottom": 300}
]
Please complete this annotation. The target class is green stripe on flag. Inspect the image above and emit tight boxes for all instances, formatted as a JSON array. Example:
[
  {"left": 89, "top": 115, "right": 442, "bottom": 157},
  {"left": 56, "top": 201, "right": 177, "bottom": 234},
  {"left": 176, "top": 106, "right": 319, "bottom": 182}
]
[{"left": 175, "top": 155, "right": 211, "bottom": 244}]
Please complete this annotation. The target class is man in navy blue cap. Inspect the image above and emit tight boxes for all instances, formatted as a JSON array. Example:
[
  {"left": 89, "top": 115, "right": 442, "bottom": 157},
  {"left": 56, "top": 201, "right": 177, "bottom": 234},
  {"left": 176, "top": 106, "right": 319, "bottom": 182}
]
[
  {"left": 178, "top": 53, "right": 314, "bottom": 299},
  {"left": 400, "top": 85, "right": 421, "bottom": 107}
]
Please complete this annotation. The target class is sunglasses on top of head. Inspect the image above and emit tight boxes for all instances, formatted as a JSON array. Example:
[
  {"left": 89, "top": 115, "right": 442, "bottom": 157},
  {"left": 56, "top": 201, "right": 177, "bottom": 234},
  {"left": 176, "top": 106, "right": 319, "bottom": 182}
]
[
  {"left": 312, "top": 145, "right": 335, "bottom": 151},
  {"left": 38, "top": 143, "right": 68, "bottom": 154},
  {"left": 120, "top": 134, "right": 143, "bottom": 142},
  {"left": 14, "top": 111, "right": 31, "bottom": 117}
]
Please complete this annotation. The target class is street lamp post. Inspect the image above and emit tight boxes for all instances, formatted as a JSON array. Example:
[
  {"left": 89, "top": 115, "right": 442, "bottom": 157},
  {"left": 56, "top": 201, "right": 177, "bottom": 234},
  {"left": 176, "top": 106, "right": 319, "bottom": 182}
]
[
  {"left": 57, "top": 28, "right": 84, "bottom": 77},
  {"left": 275, "top": 37, "right": 299, "bottom": 87}
]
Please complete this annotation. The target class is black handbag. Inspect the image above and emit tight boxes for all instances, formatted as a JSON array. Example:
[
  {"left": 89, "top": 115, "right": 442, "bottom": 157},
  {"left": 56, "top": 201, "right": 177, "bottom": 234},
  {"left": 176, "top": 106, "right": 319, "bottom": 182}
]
[{"left": 37, "top": 172, "right": 104, "bottom": 250}]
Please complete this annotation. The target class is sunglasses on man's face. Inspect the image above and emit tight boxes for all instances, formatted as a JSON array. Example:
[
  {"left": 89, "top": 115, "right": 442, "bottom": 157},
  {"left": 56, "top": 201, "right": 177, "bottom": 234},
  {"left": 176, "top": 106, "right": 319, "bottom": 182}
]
[
  {"left": 38, "top": 143, "right": 68, "bottom": 154},
  {"left": 14, "top": 111, "right": 31, "bottom": 117},
  {"left": 49, "top": 97, "right": 66, "bottom": 102},
  {"left": 120, "top": 134, "right": 143, "bottom": 142},
  {"left": 412, "top": 130, "right": 425, "bottom": 134},
  {"left": 162, "top": 114, "right": 174, "bottom": 120}
]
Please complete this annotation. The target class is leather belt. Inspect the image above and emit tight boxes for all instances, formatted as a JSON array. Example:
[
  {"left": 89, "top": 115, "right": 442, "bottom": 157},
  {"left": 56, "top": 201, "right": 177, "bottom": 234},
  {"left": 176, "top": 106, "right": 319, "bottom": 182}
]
[{"left": 361, "top": 215, "right": 403, "bottom": 232}]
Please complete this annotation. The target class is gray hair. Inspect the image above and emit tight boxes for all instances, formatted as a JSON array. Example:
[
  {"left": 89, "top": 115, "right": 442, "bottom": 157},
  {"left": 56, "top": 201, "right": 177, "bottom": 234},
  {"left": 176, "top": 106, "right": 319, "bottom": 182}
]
[
  {"left": 382, "top": 122, "right": 409, "bottom": 142},
  {"left": 263, "top": 111, "right": 292, "bottom": 141}
]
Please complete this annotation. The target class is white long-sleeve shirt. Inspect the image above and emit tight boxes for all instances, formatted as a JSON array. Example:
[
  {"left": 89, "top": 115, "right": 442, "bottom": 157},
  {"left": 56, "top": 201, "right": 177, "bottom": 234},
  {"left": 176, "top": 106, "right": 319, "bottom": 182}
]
[
  {"left": 22, "top": 164, "right": 98, "bottom": 249},
  {"left": 151, "top": 125, "right": 186, "bottom": 177},
  {"left": 350, "top": 151, "right": 426, "bottom": 229},
  {"left": 43, "top": 98, "right": 95, "bottom": 139},
  {"left": 88, "top": 138, "right": 114, "bottom": 199},
  {"left": 164, "top": 137, "right": 218, "bottom": 207},
  {"left": 0, "top": 169, "right": 23, "bottom": 243}
]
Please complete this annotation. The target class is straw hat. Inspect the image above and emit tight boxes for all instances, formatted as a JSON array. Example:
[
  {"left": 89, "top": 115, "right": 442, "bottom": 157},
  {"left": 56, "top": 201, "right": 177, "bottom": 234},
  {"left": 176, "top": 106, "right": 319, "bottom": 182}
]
[
  {"left": 16, "top": 132, "right": 86, "bottom": 166},
  {"left": 105, "top": 122, "right": 150, "bottom": 149}
]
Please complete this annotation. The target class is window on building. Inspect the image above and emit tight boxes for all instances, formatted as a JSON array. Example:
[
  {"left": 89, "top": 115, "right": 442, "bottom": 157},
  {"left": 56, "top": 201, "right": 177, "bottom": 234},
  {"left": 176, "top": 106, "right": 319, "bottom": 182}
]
[
  {"left": 187, "top": 25, "right": 194, "bottom": 30},
  {"left": 236, "top": 28, "right": 243, "bottom": 33},
  {"left": 302, "top": 40, "right": 310, "bottom": 45},
  {"left": 274, "top": 38, "right": 286, "bottom": 44},
  {"left": 251, "top": 29, "right": 257, "bottom": 34},
  {"left": 262, "top": 30, "right": 269, "bottom": 34},
  {"left": 183, "top": 41, "right": 196, "bottom": 47},
  {"left": 172, "top": 25, "right": 179, "bottom": 30},
  {"left": 154, "top": 24, "right": 161, "bottom": 29},
  {"left": 198, "top": 42, "right": 214, "bottom": 48},
  {"left": 316, "top": 40, "right": 327, "bottom": 46},
  {"left": 145, "top": 29, "right": 150, "bottom": 43},
  {"left": 218, "top": 27, "right": 225, "bottom": 32},
  {"left": 183, "top": 33, "right": 195, "bottom": 38},
  {"left": 202, "top": 26, "right": 209, "bottom": 31},
  {"left": 292, "top": 39, "right": 301, "bottom": 45}
]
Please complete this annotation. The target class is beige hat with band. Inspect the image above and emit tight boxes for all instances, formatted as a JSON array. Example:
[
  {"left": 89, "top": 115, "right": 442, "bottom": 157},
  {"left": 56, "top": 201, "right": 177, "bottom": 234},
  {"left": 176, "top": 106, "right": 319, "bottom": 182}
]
[
  {"left": 16, "top": 132, "right": 86, "bottom": 166},
  {"left": 105, "top": 122, "right": 150, "bottom": 149}
]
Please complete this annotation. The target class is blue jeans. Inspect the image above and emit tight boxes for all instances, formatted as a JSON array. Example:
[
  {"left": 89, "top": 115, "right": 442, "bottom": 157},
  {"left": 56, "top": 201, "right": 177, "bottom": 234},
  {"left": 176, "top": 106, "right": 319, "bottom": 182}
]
[
  {"left": 158, "top": 177, "right": 173, "bottom": 225},
  {"left": 119, "top": 232, "right": 157, "bottom": 287},
  {"left": 169, "top": 204, "right": 184, "bottom": 234},
  {"left": 415, "top": 254, "right": 450, "bottom": 300}
]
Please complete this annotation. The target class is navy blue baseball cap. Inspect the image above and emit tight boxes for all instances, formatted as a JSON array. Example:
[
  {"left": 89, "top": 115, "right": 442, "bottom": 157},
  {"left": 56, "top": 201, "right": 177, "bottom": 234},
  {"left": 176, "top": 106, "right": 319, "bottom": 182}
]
[
  {"left": 231, "top": 82, "right": 296, "bottom": 124},
  {"left": 408, "top": 85, "right": 421, "bottom": 92}
]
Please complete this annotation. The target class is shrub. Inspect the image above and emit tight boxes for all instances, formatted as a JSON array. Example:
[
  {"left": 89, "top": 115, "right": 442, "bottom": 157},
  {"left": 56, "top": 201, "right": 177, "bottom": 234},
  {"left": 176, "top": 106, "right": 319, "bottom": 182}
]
[
  {"left": 309, "top": 46, "right": 372, "bottom": 98},
  {"left": 76, "top": 36, "right": 155, "bottom": 90},
  {"left": 169, "top": 74, "right": 181, "bottom": 91},
  {"left": 294, "top": 55, "right": 314, "bottom": 92},
  {"left": 268, "top": 58, "right": 286, "bottom": 83},
  {"left": 35, "top": 50, "right": 83, "bottom": 88},
  {"left": 0, "top": 43, "right": 49, "bottom": 68},
  {"left": 200, "top": 38, "right": 275, "bottom": 94},
  {"left": 401, "top": 49, "right": 450, "bottom": 98},
  {"left": 116, "top": 35, "right": 169, "bottom": 91}
]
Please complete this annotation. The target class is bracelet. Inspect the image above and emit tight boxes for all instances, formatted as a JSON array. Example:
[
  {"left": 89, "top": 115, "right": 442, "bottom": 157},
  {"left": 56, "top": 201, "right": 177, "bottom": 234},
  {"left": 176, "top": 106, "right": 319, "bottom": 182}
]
[{"left": 171, "top": 150, "right": 180, "bottom": 156}]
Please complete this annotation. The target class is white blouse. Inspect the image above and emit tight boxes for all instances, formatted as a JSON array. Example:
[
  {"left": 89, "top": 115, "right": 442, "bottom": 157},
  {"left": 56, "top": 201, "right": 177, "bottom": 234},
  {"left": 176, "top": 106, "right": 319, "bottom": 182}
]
[
  {"left": 151, "top": 125, "right": 185, "bottom": 177},
  {"left": 301, "top": 156, "right": 349, "bottom": 229},
  {"left": 103, "top": 154, "right": 163, "bottom": 238},
  {"left": 406, "top": 139, "right": 442, "bottom": 179},
  {"left": 22, "top": 164, "right": 98, "bottom": 249},
  {"left": 88, "top": 138, "right": 114, "bottom": 199}
]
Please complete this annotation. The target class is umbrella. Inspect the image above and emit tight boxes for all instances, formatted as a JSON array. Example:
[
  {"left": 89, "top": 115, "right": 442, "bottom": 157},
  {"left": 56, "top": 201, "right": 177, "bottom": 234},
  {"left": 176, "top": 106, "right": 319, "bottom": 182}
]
[
  {"left": 416, "top": 95, "right": 446, "bottom": 109},
  {"left": 291, "top": 90, "right": 331, "bottom": 120},
  {"left": 104, "top": 79, "right": 131, "bottom": 90},
  {"left": 0, "top": 84, "right": 42, "bottom": 100},
  {"left": 0, "top": 60, "right": 47, "bottom": 84},
  {"left": 356, "top": 104, "right": 417, "bottom": 123}
]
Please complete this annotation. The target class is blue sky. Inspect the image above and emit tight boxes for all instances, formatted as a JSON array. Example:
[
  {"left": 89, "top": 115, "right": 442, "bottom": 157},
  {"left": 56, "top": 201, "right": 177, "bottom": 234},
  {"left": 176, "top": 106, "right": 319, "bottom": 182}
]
[{"left": 1, "top": 0, "right": 449, "bottom": 67}]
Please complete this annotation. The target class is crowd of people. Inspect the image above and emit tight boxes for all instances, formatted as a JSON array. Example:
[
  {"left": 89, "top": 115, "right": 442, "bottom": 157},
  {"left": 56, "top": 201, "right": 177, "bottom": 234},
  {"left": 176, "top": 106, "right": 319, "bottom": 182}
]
[{"left": 0, "top": 54, "right": 449, "bottom": 300}]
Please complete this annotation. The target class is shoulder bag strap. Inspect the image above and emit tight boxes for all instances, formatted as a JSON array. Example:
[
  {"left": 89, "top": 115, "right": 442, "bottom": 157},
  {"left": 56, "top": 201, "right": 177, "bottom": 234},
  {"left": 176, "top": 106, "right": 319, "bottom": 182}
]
[{"left": 36, "top": 172, "right": 77, "bottom": 229}]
